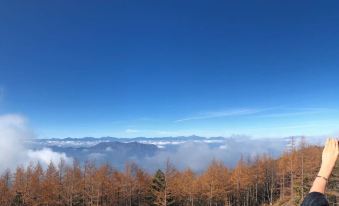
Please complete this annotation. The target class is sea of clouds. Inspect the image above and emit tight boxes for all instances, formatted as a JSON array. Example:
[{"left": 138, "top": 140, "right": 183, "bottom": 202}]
[
  {"left": 142, "top": 137, "right": 287, "bottom": 171},
  {"left": 0, "top": 114, "right": 328, "bottom": 173}
]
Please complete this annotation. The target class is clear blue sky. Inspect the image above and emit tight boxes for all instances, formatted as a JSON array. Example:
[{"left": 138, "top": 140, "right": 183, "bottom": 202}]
[{"left": 1, "top": 1, "right": 339, "bottom": 138}]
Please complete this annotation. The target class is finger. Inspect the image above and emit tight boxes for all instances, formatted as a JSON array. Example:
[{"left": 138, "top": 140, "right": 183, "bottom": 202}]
[
  {"left": 325, "top": 138, "right": 330, "bottom": 150},
  {"left": 324, "top": 138, "right": 329, "bottom": 147},
  {"left": 330, "top": 138, "right": 335, "bottom": 149},
  {"left": 329, "top": 138, "right": 333, "bottom": 147},
  {"left": 331, "top": 138, "right": 337, "bottom": 152},
  {"left": 323, "top": 139, "right": 327, "bottom": 153},
  {"left": 327, "top": 138, "right": 333, "bottom": 151}
]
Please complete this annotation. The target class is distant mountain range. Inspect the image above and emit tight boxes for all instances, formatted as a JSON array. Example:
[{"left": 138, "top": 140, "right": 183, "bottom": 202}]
[
  {"left": 25, "top": 135, "right": 325, "bottom": 171},
  {"left": 32, "top": 135, "right": 223, "bottom": 147}
]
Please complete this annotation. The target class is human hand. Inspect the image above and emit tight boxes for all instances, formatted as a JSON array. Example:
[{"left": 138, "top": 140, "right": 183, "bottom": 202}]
[{"left": 318, "top": 138, "right": 339, "bottom": 179}]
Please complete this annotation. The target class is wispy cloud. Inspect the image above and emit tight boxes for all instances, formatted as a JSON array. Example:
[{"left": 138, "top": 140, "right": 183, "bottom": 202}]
[
  {"left": 175, "top": 107, "right": 338, "bottom": 123},
  {"left": 175, "top": 108, "right": 261, "bottom": 122}
]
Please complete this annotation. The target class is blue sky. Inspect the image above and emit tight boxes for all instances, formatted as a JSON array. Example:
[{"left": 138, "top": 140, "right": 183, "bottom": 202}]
[{"left": 1, "top": 1, "right": 339, "bottom": 138}]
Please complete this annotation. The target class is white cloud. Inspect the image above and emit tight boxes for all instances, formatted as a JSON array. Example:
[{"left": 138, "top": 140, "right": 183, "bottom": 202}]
[
  {"left": 28, "top": 148, "right": 72, "bottom": 166},
  {"left": 0, "top": 114, "right": 30, "bottom": 171},
  {"left": 0, "top": 114, "right": 72, "bottom": 172}
]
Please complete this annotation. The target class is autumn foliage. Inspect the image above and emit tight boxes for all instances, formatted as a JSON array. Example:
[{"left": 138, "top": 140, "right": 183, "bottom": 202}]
[{"left": 0, "top": 138, "right": 338, "bottom": 206}]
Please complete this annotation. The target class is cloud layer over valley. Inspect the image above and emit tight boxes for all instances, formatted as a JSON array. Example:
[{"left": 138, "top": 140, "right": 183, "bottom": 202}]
[
  {"left": 31, "top": 135, "right": 319, "bottom": 172},
  {"left": 0, "top": 114, "right": 327, "bottom": 173}
]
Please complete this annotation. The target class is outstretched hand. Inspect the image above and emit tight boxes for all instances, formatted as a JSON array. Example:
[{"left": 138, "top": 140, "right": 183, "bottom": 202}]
[{"left": 318, "top": 138, "right": 339, "bottom": 179}]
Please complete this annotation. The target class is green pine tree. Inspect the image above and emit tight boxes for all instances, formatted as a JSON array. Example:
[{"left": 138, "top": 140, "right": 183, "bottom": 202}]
[
  {"left": 11, "top": 192, "right": 24, "bottom": 206},
  {"left": 149, "top": 169, "right": 175, "bottom": 206}
]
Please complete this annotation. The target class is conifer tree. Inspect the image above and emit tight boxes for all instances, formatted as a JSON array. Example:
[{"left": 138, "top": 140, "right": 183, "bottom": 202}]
[{"left": 150, "top": 169, "right": 175, "bottom": 206}]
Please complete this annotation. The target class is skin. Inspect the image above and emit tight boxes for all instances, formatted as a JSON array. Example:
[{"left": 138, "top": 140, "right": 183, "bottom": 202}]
[{"left": 310, "top": 138, "right": 339, "bottom": 194}]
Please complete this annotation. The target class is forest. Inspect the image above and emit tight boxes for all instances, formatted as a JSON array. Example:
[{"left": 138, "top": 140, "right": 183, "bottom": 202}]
[{"left": 0, "top": 137, "right": 338, "bottom": 206}]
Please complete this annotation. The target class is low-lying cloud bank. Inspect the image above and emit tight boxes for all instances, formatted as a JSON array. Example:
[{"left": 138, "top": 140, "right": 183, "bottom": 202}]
[
  {"left": 1, "top": 114, "right": 328, "bottom": 173},
  {"left": 0, "top": 114, "right": 72, "bottom": 172},
  {"left": 143, "top": 137, "right": 287, "bottom": 171}
]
